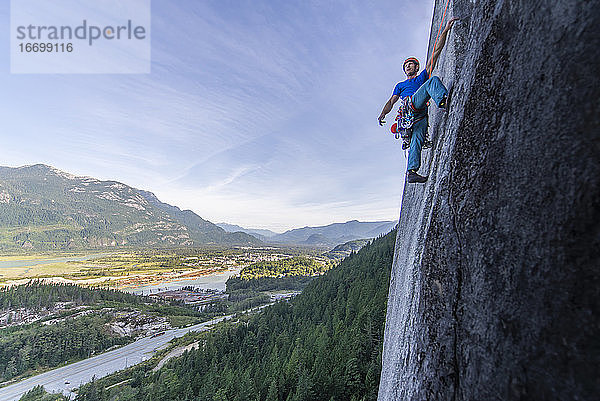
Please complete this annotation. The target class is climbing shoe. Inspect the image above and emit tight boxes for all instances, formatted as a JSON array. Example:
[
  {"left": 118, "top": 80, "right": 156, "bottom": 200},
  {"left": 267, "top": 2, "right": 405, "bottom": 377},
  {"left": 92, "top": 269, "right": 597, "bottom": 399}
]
[
  {"left": 438, "top": 95, "right": 448, "bottom": 110},
  {"left": 407, "top": 170, "right": 428, "bottom": 183},
  {"left": 404, "top": 139, "right": 430, "bottom": 150}
]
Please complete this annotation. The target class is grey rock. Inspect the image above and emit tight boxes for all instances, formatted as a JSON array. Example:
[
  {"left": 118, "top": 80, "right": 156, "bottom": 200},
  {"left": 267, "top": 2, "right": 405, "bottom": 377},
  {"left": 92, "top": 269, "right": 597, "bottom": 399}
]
[{"left": 378, "top": 1, "right": 599, "bottom": 400}]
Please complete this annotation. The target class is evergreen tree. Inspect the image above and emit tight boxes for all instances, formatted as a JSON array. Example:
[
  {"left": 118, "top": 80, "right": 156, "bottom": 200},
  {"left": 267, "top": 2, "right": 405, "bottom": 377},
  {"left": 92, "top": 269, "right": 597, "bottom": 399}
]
[{"left": 76, "top": 229, "right": 397, "bottom": 401}]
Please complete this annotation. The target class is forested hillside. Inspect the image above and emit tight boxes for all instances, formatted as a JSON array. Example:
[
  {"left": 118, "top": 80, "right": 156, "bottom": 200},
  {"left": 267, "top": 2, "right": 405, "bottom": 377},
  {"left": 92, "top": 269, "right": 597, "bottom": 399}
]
[
  {"left": 323, "top": 239, "right": 370, "bottom": 260},
  {"left": 238, "top": 256, "right": 328, "bottom": 280},
  {"left": 0, "top": 281, "right": 145, "bottom": 310},
  {"left": 0, "top": 164, "right": 259, "bottom": 250},
  {"left": 76, "top": 229, "right": 397, "bottom": 401},
  {"left": 0, "top": 282, "right": 205, "bottom": 384},
  {"left": 1, "top": 313, "right": 131, "bottom": 382}
]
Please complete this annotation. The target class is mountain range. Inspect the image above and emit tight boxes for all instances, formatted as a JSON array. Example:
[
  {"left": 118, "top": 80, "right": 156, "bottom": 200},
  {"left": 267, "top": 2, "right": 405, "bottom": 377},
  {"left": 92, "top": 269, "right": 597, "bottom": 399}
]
[
  {"left": 322, "top": 238, "right": 371, "bottom": 259},
  {"left": 0, "top": 164, "right": 259, "bottom": 250},
  {"left": 0, "top": 164, "right": 396, "bottom": 251},
  {"left": 218, "top": 220, "right": 397, "bottom": 246},
  {"left": 215, "top": 223, "right": 279, "bottom": 241}
]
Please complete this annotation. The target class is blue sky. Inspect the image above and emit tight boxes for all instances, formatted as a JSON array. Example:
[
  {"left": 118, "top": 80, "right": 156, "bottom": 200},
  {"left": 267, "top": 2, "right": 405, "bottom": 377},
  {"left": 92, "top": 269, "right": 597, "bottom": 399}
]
[{"left": 0, "top": 0, "right": 434, "bottom": 232}]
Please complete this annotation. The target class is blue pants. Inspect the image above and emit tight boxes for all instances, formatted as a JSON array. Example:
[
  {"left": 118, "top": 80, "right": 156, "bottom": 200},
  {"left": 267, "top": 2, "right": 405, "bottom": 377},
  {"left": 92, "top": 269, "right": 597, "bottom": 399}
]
[{"left": 406, "top": 76, "right": 448, "bottom": 172}]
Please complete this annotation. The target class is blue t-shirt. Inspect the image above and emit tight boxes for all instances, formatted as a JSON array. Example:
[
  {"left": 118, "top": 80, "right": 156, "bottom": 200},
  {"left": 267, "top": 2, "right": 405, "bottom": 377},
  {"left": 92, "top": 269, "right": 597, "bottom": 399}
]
[{"left": 392, "top": 69, "right": 429, "bottom": 98}]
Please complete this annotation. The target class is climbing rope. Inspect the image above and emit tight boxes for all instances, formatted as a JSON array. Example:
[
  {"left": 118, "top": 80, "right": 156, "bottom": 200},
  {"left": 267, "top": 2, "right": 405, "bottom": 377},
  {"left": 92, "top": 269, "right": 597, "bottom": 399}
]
[{"left": 428, "top": 0, "right": 452, "bottom": 75}]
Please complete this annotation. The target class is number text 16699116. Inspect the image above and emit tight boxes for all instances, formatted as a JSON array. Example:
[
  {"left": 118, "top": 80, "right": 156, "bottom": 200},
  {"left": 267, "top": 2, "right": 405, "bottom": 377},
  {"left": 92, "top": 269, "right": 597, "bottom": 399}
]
[{"left": 18, "top": 43, "right": 73, "bottom": 52}]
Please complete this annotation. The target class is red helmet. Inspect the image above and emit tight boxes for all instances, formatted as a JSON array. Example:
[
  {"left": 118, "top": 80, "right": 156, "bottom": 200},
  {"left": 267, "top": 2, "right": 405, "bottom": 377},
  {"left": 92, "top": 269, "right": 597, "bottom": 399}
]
[{"left": 403, "top": 57, "right": 420, "bottom": 71}]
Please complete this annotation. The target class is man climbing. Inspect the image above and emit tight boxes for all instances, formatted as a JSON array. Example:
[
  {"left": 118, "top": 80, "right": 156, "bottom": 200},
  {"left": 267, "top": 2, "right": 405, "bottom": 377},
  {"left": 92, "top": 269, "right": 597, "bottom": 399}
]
[{"left": 378, "top": 17, "right": 458, "bottom": 183}]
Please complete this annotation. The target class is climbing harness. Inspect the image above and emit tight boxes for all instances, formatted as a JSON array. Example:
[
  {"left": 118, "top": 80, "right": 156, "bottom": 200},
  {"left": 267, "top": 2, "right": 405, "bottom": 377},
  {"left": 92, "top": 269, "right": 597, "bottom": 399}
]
[
  {"left": 397, "top": 97, "right": 416, "bottom": 130},
  {"left": 391, "top": 97, "right": 427, "bottom": 150}
]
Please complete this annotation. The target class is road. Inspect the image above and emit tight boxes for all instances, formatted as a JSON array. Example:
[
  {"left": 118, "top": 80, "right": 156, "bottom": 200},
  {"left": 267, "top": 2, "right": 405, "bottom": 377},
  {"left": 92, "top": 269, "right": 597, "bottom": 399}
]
[{"left": 0, "top": 314, "right": 233, "bottom": 401}]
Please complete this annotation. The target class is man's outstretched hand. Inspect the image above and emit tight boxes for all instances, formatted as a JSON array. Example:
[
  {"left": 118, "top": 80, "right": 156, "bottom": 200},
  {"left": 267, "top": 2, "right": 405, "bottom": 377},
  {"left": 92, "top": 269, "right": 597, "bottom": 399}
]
[{"left": 378, "top": 114, "right": 386, "bottom": 126}]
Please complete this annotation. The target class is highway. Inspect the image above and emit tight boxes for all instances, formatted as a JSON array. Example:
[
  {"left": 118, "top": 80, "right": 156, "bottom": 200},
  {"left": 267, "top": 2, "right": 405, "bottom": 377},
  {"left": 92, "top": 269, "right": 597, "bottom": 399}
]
[{"left": 0, "top": 314, "right": 233, "bottom": 401}]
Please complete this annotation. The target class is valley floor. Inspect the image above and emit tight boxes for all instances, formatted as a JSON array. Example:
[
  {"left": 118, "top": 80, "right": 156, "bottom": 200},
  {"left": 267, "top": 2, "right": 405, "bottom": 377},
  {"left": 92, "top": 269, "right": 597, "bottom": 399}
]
[{"left": 0, "top": 247, "right": 313, "bottom": 292}]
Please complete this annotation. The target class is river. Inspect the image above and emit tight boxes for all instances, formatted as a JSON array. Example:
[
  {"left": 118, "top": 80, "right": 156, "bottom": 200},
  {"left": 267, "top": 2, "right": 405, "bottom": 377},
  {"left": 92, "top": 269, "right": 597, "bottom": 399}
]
[{"left": 123, "top": 267, "right": 241, "bottom": 295}]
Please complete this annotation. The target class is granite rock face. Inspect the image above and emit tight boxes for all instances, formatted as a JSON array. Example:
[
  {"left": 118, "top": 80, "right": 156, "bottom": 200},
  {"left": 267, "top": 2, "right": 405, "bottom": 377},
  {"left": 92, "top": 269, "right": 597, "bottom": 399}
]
[{"left": 378, "top": 1, "right": 599, "bottom": 400}]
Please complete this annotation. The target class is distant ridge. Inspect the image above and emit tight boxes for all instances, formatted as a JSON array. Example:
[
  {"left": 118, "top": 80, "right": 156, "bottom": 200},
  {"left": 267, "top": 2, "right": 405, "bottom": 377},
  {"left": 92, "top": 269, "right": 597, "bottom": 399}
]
[
  {"left": 216, "top": 223, "right": 279, "bottom": 241},
  {"left": 270, "top": 219, "right": 396, "bottom": 246},
  {"left": 0, "top": 164, "right": 261, "bottom": 250},
  {"left": 323, "top": 238, "right": 370, "bottom": 259},
  {"left": 220, "top": 219, "right": 397, "bottom": 247}
]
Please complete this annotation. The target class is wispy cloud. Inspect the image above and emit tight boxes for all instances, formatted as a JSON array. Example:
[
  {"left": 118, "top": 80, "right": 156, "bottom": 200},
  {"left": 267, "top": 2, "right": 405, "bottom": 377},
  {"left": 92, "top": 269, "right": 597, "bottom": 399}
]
[{"left": 0, "top": 0, "right": 435, "bottom": 230}]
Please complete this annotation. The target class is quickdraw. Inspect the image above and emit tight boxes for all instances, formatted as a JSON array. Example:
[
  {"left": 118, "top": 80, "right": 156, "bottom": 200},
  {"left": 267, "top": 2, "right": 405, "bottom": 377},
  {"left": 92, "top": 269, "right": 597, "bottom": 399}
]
[
  {"left": 390, "top": 97, "right": 417, "bottom": 147},
  {"left": 396, "top": 96, "right": 416, "bottom": 130},
  {"left": 390, "top": 98, "right": 428, "bottom": 150}
]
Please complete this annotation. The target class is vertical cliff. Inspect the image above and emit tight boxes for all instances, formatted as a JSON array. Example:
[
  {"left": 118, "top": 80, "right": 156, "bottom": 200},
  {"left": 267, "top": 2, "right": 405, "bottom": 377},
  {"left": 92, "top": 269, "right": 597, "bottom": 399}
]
[{"left": 378, "top": 1, "right": 599, "bottom": 400}]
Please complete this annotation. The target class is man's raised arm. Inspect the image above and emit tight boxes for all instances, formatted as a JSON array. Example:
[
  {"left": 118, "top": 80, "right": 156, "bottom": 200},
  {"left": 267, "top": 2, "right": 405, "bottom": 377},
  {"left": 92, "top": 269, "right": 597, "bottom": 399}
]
[
  {"left": 426, "top": 17, "right": 459, "bottom": 75},
  {"left": 378, "top": 94, "right": 399, "bottom": 126}
]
